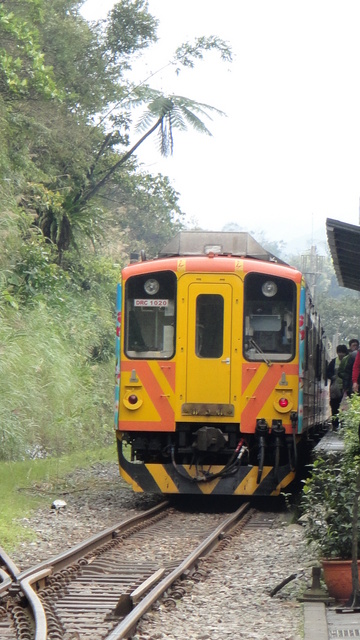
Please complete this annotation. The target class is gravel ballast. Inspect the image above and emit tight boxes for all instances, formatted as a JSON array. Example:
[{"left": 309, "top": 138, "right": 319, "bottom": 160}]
[{"left": 10, "top": 462, "right": 314, "bottom": 640}]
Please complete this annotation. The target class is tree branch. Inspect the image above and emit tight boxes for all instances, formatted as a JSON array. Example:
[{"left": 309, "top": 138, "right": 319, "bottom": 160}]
[{"left": 75, "top": 116, "right": 163, "bottom": 207}]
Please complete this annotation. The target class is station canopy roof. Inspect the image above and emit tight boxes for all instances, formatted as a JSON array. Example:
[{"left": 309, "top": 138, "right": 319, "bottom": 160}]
[{"left": 326, "top": 217, "right": 360, "bottom": 292}]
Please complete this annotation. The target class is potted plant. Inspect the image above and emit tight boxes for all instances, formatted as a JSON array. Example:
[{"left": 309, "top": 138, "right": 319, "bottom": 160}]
[{"left": 301, "top": 395, "right": 360, "bottom": 605}]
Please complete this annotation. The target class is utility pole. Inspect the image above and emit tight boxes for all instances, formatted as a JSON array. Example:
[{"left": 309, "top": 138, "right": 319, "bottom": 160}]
[{"left": 301, "top": 245, "right": 324, "bottom": 303}]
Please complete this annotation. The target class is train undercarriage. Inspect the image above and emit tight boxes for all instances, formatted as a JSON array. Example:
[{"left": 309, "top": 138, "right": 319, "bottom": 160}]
[{"left": 117, "top": 422, "right": 304, "bottom": 496}]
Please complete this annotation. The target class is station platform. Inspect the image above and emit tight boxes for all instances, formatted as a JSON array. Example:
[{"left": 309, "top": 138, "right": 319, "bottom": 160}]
[
  {"left": 313, "top": 427, "right": 344, "bottom": 455},
  {"left": 304, "top": 602, "right": 360, "bottom": 639}
]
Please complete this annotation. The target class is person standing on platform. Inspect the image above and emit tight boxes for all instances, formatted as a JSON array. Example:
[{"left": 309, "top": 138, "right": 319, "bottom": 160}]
[
  {"left": 327, "top": 344, "right": 349, "bottom": 429},
  {"left": 343, "top": 338, "right": 359, "bottom": 396},
  {"left": 351, "top": 347, "right": 360, "bottom": 394}
]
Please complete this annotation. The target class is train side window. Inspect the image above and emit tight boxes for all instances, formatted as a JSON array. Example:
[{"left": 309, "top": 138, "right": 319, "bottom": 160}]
[
  {"left": 196, "top": 294, "right": 224, "bottom": 358},
  {"left": 243, "top": 272, "right": 296, "bottom": 362},
  {"left": 125, "top": 271, "right": 176, "bottom": 359}
]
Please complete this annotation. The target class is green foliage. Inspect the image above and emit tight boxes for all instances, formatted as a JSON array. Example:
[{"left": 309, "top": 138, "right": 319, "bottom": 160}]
[
  {"left": 0, "top": 223, "right": 120, "bottom": 462},
  {"left": 62, "top": 250, "right": 120, "bottom": 362},
  {"left": 287, "top": 249, "right": 360, "bottom": 343},
  {"left": 11, "top": 231, "right": 69, "bottom": 302},
  {"left": 317, "top": 292, "right": 360, "bottom": 344},
  {"left": 174, "top": 35, "right": 232, "bottom": 71},
  {"left": 0, "top": 1, "right": 60, "bottom": 100},
  {"left": 41, "top": 0, "right": 117, "bottom": 114},
  {"left": 136, "top": 92, "right": 224, "bottom": 157},
  {"left": 301, "top": 455, "right": 359, "bottom": 559},
  {"left": 0, "top": 297, "right": 116, "bottom": 461},
  {"left": 109, "top": 170, "right": 185, "bottom": 257},
  {"left": 301, "top": 395, "right": 360, "bottom": 559},
  {"left": 105, "top": 0, "right": 158, "bottom": 64},
  {"left": 342, "top": 395, "right": 360, "bottom": 455},
  {"left": 0, "top": 210, "right": 31, "bottom": 310},
  {"left": 0, "top": 0, "right": 232, "bottom": 255},
  {"left": 0, "top": 0, "right": 232, "bottom": 464}
]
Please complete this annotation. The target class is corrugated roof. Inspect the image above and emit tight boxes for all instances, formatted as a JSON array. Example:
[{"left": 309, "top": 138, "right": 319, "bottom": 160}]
[{"left": 326, "top": 218, "right": 360, "bottom": 292}]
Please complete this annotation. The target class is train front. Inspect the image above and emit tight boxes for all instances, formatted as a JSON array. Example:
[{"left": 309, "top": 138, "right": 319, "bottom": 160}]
[{"left": 115, "top": 232, "right": 325, "bottom": 496}]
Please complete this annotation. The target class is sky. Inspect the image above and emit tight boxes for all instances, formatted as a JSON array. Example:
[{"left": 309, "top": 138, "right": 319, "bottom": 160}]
[{"left": 81, "top": 0, "right": 360, "bottom": 252}]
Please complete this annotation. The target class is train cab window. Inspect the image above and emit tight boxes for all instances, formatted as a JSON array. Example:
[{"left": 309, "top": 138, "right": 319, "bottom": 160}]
[
  {"left": 196, "top": 294, "right": 224, "bottom": 358},
  {"left": 243, "top": 273, "right": 296, "bottom": 362},
  {"left": 125, "top": 271, "right": 176, "bottom": 359}
]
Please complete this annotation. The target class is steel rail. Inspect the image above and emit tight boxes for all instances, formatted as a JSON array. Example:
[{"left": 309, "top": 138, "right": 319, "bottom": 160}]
[
  {"left": 20, "top": 568, "right": 51, "bottom": 640},
  {"left": 0, "top": 501, "right": 168, "bottom": 640},
  {"left": 106, "top": 501, "right": 251, "bottom": 640},
  {"left": 17, "top": 500, "right": 169, "bottom": 582},
  {"left": 0, "top": 546, "right": 20, "bottom": 595},
  {"left": 0, "top": 546, "right": 48, "bottom": 639},
  {"left": 0, "top": 545, "right": 21, "bottom": 579},
  {"left": 0, "top": 570, "right": 13, "bottom": 595}
]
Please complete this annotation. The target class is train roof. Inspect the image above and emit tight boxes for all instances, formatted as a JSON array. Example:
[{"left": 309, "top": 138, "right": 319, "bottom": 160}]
[{"left": 158, "top": 231, "right": 288, "bottom": 264}]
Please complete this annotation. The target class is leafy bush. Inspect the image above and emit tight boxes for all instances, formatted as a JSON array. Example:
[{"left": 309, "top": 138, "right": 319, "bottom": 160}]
[
  {"left": 12, "top": 230, "right": 69, "bottom": 302},
  {"left": 301, "top": 395, "right": 360, "bottom": 559},
  {"left": 301, "top": 455, "right": 359, "bottom": 558}
]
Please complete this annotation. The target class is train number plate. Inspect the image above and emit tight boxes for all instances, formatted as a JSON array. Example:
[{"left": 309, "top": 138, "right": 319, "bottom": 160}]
[{"left": 134, "top": 299, "right": 169, "bottom": 307}]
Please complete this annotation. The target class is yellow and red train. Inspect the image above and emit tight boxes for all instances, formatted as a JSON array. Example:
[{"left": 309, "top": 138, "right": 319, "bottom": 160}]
[{"left": 114, "top": 231, "right": 329, "bottom": 496}]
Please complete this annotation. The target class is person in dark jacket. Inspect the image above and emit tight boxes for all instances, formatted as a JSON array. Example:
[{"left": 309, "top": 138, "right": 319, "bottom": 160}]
[
  {"left": 327, "top": 344, "right": 349, "bottom": 429},
  {"left": 343, "top": 338, "right": 359, "bottom": 396}
]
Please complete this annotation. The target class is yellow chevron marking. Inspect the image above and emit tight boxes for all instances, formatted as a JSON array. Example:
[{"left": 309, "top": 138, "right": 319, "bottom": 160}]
[
  {"left": 239, "top": 363, "right": 267, "bottom": 412},
  {"left": 119, "top": 465, "right": 144, "bottom": 493},
  {"left": 232, "top": 466, "right": 295, "bottom": 495},
  {"left": 271, "top": 470, "right": 296, "bottom": 495},
  {"left": 183, "top": 465, "right": 222, "bottom": 494},
  {"left": 120, "top": 461, "right": 296, "bottom": 496},
  {"left": 233, "top": 466, "right": 271, "bottom": 494},
  {"left": 198, "top": 481, "right": 221, "bottom": 494},
  {"left": 147, "top": 464, "right": 179, "bottom": 493}
]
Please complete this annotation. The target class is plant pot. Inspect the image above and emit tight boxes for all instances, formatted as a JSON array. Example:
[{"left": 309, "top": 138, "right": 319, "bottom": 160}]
[{"left": 322, "top": 559, "right": 360, "bottom": 602}]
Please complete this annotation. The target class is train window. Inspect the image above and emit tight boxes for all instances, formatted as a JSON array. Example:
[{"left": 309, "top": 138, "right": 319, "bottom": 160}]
[
  {"left": 196, "top": 294, "right": 224, "bottom": 358},
  {"left": 125, "top": 271, "right": 176, "bottom": 359},
  {"left": 243, "top": 272, "right": 296, "bottom": 362}
]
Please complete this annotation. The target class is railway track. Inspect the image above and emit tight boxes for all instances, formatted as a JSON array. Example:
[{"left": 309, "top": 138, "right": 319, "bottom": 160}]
[{"left": 0, "top": 500, "right": 252, "bottom": 639}]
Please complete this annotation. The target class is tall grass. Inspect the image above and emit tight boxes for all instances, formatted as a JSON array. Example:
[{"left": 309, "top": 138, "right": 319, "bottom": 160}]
[
  {"left": 0, "top": 207, "right": 120, "bottom": 461},
  {"left": 0, "top": 289, "right": 116, "bottom": 461}
]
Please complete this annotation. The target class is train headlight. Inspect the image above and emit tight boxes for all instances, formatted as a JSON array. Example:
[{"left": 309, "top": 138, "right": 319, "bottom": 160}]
[
  {"left": 261, "top": 280, "right": 277, "bottom": 297},
  {"left": 279, "top": 397, "right": 289, "bottom": 408},
  {"left": 144, "top": 278, "right": 159, "bottom": 295}
]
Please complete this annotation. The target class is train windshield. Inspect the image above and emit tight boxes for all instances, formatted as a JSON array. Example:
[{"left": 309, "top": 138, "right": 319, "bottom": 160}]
[
  {"left": 243, "top": 272, "right": 296, "bottom": 362},
  {"left": 125, "top": 270, "right": 176, "bottom": 359}
]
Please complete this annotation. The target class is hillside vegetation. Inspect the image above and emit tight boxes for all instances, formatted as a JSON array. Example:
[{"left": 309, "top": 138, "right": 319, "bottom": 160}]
[
  {"left": 1, "top": 1, "right": 360, "bottom": 465},
  {"left": 0, "top": 0, "right": 233, "bottom": 460}
]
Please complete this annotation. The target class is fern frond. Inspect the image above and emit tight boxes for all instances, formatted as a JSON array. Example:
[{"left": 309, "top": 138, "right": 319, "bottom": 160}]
[{"left": 178, "top": 106, "right": 212, "bottom": 135}]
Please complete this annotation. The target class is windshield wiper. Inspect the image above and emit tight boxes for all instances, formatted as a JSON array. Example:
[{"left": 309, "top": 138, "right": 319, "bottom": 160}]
[{"left": 249, "top": 338, "right": 272, "bottom": 367}]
